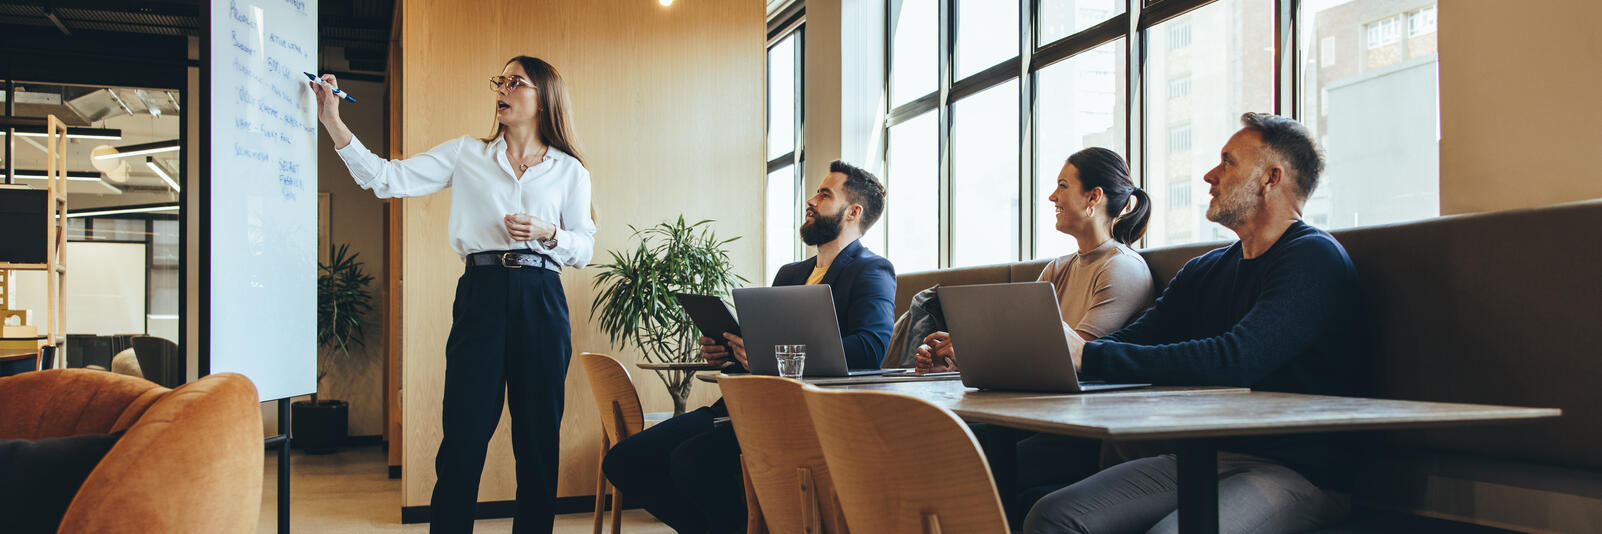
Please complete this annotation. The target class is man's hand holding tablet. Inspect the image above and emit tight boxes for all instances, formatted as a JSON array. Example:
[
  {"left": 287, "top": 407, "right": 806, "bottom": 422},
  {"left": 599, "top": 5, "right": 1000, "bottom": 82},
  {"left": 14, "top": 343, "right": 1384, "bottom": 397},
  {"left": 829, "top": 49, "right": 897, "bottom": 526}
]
[{"left": 698, "top": 333, "right": 747, "bottom": 370}]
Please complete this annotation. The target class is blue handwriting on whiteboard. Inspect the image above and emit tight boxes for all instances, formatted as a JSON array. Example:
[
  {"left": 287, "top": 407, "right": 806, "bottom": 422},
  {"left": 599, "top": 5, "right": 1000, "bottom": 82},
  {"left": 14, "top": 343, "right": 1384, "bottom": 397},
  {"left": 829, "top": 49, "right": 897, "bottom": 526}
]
[
  {"left": 268, "top": 34, "right": 307, "bottom": 58},
  {"left": 231, "top": 30, "right": 255, "bottom": 55},
  {"left": 228, "top": 1, "right": 257, "bottom": 28},
  {"left": 234, "top": 144, "right": 270, "bottom": 162}
]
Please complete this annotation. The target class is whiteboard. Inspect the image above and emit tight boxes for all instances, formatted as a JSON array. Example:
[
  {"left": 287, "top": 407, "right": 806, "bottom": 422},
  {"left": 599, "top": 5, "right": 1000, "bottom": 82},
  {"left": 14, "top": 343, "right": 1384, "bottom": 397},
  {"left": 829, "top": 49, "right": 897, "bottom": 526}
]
[{"left": 208, "top": 0, "right": 319, "bottom": 401}]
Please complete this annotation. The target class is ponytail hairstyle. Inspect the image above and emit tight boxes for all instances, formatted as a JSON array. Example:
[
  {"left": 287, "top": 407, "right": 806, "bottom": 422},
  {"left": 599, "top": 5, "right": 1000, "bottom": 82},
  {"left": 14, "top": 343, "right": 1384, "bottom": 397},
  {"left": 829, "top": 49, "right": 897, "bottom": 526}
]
[{"left": 1066, "top": 147, "right": 1150, "bottom": 245}]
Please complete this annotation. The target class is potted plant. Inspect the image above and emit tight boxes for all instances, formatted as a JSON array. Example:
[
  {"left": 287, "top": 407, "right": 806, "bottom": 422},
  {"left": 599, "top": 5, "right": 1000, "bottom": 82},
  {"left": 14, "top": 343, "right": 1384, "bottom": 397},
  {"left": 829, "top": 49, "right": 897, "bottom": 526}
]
[
  {"left": 591, "top": 217, "right": 745, "bottom": 416},
  {"left": 294, "top": 243, "right": 376, "bottom": 453}
]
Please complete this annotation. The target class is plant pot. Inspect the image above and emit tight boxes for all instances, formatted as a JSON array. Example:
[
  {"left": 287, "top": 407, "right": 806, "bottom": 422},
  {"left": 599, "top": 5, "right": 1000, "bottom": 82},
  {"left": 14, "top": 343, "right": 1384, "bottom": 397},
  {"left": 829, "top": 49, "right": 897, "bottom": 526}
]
[{"left": 291, "top": 399, "right": 348, "bottom": 454}]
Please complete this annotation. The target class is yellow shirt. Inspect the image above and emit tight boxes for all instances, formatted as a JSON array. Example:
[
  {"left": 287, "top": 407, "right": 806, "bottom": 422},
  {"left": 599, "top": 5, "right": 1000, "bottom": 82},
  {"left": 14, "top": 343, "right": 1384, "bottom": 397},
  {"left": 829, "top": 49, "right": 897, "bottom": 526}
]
[{"left": 806, "top": 264, "right": 828, "bottom": 285}]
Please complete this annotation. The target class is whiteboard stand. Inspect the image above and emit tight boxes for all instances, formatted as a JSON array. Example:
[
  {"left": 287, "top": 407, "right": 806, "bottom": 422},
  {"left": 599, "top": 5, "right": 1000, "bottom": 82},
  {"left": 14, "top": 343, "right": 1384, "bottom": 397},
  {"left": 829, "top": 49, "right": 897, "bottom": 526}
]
[{"left": 262, "top": 400, "right": 291, "bottom": 534}]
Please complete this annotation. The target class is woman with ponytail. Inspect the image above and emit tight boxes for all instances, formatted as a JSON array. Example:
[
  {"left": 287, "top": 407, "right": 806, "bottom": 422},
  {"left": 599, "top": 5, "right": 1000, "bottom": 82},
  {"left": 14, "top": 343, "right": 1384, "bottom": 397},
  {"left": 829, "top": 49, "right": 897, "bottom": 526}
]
[
  {"left": 916, "top": 146, "right": 1153, "bottom": 366},
  {"left": 913, "top": 148, "right": 1157, "bottom": 522}
]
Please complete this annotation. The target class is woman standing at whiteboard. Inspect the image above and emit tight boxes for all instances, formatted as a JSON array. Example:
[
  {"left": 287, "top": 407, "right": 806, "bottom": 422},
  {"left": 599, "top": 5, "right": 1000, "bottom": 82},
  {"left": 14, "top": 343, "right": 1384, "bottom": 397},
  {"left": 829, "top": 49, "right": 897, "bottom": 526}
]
[{"left": 311, "top": 56, "right": 595, "bottom": 534}]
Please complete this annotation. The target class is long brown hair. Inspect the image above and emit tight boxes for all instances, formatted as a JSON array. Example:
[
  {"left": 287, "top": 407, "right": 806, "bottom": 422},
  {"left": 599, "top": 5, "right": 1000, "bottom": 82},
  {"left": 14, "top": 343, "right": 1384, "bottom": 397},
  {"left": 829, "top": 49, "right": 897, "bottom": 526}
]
[{"left": 483, "top": 56, "right": 584, "bottom": 165}]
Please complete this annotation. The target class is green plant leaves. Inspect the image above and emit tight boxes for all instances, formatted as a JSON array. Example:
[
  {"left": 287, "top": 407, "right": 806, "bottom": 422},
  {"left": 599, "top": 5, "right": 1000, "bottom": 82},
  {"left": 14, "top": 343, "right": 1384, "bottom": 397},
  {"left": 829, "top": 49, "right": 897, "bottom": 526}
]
[
  {"left": 317, "top": 243, "right": 376, "bottom": 361},
  {"left": 588, "top": 217, "right": 747, "bottom": 391}
]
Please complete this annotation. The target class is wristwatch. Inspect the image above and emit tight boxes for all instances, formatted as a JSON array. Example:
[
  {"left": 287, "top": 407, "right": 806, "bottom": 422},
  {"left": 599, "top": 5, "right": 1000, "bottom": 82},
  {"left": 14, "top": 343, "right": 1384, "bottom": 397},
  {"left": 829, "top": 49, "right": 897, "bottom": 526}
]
[{"left": 537, "top": 234, "right": 558, "bottom": 250}]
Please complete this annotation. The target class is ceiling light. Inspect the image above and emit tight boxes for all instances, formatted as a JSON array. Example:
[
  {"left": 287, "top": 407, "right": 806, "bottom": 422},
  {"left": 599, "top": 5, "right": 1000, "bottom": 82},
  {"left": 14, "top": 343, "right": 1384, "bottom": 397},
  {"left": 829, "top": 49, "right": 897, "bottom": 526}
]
[
  {"left": 12, "top": 170, "right": 104, "bottom": 181},
  {"left": 660, "top": 0, "right": 672, "bottom": 5},
  {"left": 12, "top": 171, "right": 121, "bottom": 194},
  {"left": 146, "top": 157, "right": 180, "bottom": 193},
  {"left": 66, "top": 204, "right": 179, "bottom": 218},
  {"left": 0, "top": 127, "right": 123, "bottom": 141},
  {"left": 94, "top": 139, "right": 181, "bottom": 160}
]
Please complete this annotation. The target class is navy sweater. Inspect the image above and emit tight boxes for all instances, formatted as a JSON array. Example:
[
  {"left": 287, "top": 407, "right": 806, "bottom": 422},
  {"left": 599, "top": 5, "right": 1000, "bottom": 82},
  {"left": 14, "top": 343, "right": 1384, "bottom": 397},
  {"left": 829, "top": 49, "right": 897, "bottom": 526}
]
[{"left": 1082, "top": 221, "right": 1366, "bottom": 485}]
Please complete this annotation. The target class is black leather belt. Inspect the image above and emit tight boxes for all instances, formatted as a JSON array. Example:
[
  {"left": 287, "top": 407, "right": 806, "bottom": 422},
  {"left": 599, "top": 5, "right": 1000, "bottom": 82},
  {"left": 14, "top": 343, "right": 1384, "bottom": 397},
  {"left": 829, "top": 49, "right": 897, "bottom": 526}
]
[{"left": 467, "top": 250, "right": 552, "bottom": 269}]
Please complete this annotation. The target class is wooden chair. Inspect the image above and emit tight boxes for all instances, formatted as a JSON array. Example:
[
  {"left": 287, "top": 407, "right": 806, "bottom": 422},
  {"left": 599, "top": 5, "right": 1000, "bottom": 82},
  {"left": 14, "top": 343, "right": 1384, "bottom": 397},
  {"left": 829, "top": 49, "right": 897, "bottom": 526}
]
[
  {"left": 720, "top": 375, "right": 850, "bottom": 534},
  {"left": 579, "top": 352, "right": 647, "bottom": 534},
  {"left": 802, "top": 387, "right": 1009, "bottom": 534}
]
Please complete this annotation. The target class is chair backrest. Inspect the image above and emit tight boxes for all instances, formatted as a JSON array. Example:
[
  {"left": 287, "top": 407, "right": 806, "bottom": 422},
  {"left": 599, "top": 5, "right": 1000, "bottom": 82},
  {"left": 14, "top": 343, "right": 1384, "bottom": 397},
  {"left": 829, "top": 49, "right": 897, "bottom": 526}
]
[
  {"left": 579, "top": 353, "right": 646, "bottom": 444},
  {"left": 721, "top": 375, "right": 849, "bottom": 534},
  {"left": 130, "top": 336, "right": 183, "bottom": 388},
  {"left": 802, "top": 388, "right": 1008, "bottom": 534},
  {"left": 0, "top": 369, "right": 168, "bottom": 439},
  {"left": 61, "top": 372, "right": 263, "bottom": 533}
]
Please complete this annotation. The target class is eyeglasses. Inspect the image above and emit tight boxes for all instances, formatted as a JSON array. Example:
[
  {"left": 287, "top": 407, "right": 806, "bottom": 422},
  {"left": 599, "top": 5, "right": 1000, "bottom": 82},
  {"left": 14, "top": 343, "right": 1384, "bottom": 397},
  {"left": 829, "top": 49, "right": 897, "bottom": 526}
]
[{"left": 490, "top": 76, "right": 532, "bottom": 93}]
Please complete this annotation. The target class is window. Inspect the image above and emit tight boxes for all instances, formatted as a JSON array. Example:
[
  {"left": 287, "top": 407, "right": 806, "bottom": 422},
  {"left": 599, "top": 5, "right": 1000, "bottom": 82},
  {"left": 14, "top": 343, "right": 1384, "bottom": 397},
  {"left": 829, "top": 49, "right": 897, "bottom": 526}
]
[
  {"left": 1039, "top": 0, "right": 1121, "bottom": 46},
  {"left": 1366, "top": 15, "right": 1401, "bottom": 49},
  {"left": 1168, "top": 20, "right": 1192, "bottom": 50},
  {"left": 1168, "top": 182, "right": 1191, "bottom": 209},
  {"left": 1407, "top": 6, "right": 1436, "bottom": 38},
  {"left": 1168, "top": 75, "right": 1192, "bottom": 99},
  {"left": 955, "top": 0, "right": 1019, "bottom": 78},
  {"left": 876, "top": 0, "right": 1440, "bottom": 263},
  {"left": 767, "top": 34, "right": 798, "bottom": 161},
  {"left": 1034, "top": 39, "right": 1127, "bottom": 258},
  {"left": 951, "top": 80, "right": 1020, "bottom": 267},
  {"left": 1143, "top": 0, "right": 1274, "bottom": 249},
  {"left": 1167, "top": 123, "right": 1192, "bottom": 153},
  {"left": 890, "top": 0, "right": 937, "bottom": 107},
  {"left": 766, "top": 27, "right": 803, "bottom": 281},
  {"left": 1300, "top": 1, "right": 1439, "bottom": 232},
  {"left": 886, "top": 112, "right": 940, "bottom": 273}
]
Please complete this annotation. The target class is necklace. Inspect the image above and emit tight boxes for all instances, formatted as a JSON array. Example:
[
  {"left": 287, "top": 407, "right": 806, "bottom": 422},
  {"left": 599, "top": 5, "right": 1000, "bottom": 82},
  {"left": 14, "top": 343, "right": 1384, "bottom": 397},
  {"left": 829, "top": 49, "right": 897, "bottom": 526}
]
[{"left": 511, "top": 147, "right": 549, "bottom": 173}]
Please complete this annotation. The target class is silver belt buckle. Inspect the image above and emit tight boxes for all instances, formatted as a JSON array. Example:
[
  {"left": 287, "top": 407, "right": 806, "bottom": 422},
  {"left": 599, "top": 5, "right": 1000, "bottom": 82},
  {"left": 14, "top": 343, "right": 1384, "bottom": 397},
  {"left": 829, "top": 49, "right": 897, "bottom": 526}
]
[{"left": 500, "top": 252, "right": 521, "bottom": 269}]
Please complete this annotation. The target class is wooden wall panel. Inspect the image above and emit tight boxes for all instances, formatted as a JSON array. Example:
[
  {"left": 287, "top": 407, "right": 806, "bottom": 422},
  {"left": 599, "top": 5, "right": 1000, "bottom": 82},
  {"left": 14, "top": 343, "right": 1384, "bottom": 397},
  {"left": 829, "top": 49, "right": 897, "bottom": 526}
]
[
  {"left": 1438, "top": 0, "right": 1602, "bottom": 215},
  {"left": 399, "top": 0, "right": 765, "bottom": 506}
]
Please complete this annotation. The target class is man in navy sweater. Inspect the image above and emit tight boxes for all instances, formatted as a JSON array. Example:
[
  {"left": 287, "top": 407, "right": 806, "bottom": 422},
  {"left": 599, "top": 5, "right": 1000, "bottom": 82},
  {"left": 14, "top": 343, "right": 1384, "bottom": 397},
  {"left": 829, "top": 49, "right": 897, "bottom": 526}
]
[
  {"left": 1024, "top": 114, "right": 1365, "bottom": 534},
  {"left": 602, "top": 161, "right": 895, "bottom": 533}
]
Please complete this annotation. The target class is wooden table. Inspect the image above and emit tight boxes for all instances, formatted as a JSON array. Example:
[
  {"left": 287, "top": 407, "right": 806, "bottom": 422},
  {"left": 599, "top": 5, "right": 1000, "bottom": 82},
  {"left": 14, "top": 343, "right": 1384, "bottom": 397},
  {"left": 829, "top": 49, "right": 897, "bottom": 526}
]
[
  {"left": 636, "top": 361, "right": 727, "bottom": 372},
  {"left": 1, "top": 348, "right": 41, "bottom": 375},
  {"left": 823, "top": 380, "right": 1561, "bottom": 534}
]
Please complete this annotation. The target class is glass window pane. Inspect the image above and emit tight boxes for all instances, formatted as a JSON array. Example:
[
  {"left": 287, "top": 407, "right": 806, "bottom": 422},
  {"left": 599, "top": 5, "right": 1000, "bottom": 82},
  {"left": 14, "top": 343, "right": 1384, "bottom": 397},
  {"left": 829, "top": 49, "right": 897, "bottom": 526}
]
[
  {"left": 890, "top": 0, "right": 938, "bottom": 107},
  {"left": 886, "top": 111, "right": 940, "bottom": 273},
  {"left": 1035, "top": 39, "right": 1127, "bottom": 259},
  {"left": 767, "top": 33, "right": 798, "bottom": 159},
  {"left": 952, "top": 79, "right": 1020, "bottom": 267},
  {"left": 1039, "top": 0, "right": 1121, "bottom": 45},
  {"left": 956, "top": 0, "right": 1019, "bottom": 79},
  {"left": 766, "top": 165, "right": 798, "bottom": 282},
  {"left": 1143, "top": 0, "right": 1274, "bottom": 248},
  {"left": 1299, "top": 0, "right": 1439, "bottom": 230}
]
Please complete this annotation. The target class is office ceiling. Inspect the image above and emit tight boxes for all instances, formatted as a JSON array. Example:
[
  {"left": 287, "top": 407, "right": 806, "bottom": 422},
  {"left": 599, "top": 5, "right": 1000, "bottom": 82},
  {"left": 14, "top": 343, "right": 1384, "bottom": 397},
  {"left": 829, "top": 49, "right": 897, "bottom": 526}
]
[{"left": 0, "top": 0, "right": 395, "bottom": 72}]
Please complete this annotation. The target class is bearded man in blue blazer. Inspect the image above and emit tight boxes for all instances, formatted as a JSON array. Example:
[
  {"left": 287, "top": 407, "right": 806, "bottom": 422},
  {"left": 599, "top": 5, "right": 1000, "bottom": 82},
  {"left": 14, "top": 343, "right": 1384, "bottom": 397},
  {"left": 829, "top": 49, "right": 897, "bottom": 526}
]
[{"left": 602, "top": 160, "right": 895, "bottom": 533}]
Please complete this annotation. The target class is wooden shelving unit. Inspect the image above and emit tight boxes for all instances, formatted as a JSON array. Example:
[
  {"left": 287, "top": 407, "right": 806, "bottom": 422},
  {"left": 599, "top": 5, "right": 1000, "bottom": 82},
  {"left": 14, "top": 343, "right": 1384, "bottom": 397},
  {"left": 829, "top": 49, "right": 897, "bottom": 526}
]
[{"left": 0, "top": 115, "right": 68, "bottom": 366}]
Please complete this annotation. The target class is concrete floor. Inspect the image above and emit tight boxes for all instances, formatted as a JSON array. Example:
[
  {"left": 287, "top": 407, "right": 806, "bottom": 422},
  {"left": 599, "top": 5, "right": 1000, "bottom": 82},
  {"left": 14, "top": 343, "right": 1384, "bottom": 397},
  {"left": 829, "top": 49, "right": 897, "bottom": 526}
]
[{"left": 257, "top": 446, "right": 674, "bottom": 533}]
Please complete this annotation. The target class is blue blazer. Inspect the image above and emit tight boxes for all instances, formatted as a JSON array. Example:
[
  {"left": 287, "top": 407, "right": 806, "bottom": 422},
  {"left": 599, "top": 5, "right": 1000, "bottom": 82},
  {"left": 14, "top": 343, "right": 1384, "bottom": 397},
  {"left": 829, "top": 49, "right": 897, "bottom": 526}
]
[{"left": 771, "top": 240, "right": 897, "bottom": 370}]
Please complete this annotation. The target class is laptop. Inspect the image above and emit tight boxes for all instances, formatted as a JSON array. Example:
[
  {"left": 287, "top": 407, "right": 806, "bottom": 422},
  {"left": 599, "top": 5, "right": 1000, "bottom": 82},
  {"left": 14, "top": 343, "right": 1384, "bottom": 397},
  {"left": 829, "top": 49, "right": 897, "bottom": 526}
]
[
  {"left": 731, "top": 285, "right": 896, "bottom": 377},
  {"left": 939, "top": 282, "right": 1149, "bottom": 393}
]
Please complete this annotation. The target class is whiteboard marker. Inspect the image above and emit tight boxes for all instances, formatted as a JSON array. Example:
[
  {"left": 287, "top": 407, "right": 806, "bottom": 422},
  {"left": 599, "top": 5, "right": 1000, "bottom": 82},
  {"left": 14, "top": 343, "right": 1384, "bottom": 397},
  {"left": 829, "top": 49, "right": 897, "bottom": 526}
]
[{"left": 304, "top": 72, "right": 358, "bottom": 103}]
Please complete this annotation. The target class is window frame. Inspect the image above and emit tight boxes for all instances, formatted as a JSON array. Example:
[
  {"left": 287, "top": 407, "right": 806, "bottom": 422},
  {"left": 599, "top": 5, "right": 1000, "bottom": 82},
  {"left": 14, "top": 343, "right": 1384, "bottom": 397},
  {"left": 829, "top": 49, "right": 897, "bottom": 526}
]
[
  {"left": 881, "top": 0, "right": 1443, "bottom": 266},
  {"left": 767, "top": 16, "right": 806, "bottom": 278}
]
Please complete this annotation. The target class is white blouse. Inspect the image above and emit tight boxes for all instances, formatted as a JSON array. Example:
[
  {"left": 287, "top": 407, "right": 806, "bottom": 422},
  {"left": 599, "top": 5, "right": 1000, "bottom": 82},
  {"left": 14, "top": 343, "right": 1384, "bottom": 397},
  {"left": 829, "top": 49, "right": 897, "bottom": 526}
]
[{"left": 335, "top": 134, "right": 597, "bottom": 270}]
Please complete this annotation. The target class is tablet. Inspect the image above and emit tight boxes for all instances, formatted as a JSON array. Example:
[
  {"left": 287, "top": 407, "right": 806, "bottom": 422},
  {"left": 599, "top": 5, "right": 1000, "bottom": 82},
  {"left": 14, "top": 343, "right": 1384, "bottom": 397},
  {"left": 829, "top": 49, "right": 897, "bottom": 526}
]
[{"left": 675, "top": 292, "right": 741, "bottom": 342}]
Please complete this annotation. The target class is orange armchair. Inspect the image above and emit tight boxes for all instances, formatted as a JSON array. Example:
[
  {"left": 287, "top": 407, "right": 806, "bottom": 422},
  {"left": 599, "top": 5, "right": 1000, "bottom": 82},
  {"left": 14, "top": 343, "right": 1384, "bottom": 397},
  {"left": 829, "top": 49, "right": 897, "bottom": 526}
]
[{"left": 0, "top": 369, "right": 264, "bottom": 533}]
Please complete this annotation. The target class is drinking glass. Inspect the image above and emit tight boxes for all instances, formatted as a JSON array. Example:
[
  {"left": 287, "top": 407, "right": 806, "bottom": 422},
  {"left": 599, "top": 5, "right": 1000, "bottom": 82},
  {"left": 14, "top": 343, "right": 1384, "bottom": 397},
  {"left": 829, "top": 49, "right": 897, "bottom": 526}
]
[{"left": 775, "top": 344, "right": 807, "bottom": 379}]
